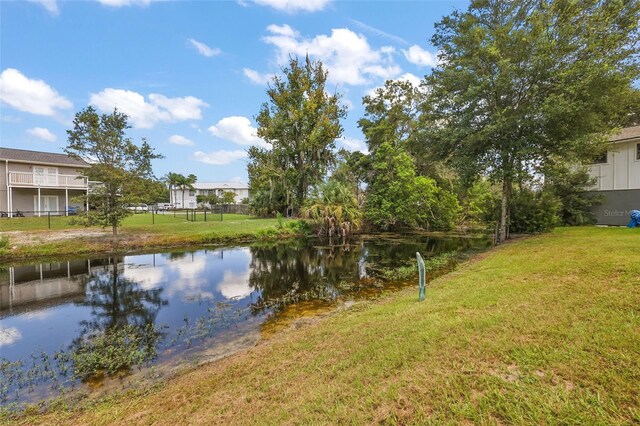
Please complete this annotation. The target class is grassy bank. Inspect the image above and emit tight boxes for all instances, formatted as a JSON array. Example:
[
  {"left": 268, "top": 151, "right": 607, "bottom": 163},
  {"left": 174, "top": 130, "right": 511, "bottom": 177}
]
[
  {"left": 0, "top": 214, "right": 304, "bottom": 261},
  {"left": 5, "top": 227, "right": 640, "bottom": 424}
]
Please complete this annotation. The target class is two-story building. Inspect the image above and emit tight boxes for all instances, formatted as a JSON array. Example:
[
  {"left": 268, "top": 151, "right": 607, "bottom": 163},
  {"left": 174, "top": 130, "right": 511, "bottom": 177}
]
[
  {"left": 586, "top": 125, "right": 640, "bottom": 225},
  {"left": 1, "top": 148, "right": 89, "bottom": 217},
  {"left": 170, "top": 181, "right": 250, "bottom": 208}
]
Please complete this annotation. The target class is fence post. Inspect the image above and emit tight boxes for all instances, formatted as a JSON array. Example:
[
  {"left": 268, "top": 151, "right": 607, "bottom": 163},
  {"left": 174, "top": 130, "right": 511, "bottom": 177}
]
[
  {"left": 152, "top": 209, "right": 155, "bottom": 224},
  {"left": 48, "top": 211, "right": 51, "bottom": 229},
  {"left": 204, "top": 209, "right": 207, "bottom": 222}
]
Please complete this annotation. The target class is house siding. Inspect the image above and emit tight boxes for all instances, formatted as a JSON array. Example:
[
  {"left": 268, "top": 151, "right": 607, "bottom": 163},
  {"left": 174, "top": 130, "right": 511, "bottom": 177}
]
[
  {"left": 587, "top": 140, "right": 640, "bottom": 191},
  {"left": 586, "top": 130, "right": 640, "bottom": 225},
  {"left": 0, "top": 154, "right": 88, "bottom": 215}
]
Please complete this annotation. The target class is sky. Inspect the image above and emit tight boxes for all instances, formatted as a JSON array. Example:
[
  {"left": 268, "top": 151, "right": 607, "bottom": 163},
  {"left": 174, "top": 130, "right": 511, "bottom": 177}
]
[{"left": 0, "top": 0, "right": 467, "bottom": 183}]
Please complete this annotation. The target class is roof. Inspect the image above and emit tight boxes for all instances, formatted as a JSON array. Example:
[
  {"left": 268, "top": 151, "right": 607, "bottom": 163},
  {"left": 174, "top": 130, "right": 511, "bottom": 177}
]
[
  {"left": 610, "top": 125, "right": 640, "bottom": 143},
  {"left": 0, "top": 148, "right": 89, "bottom": 167},
  {"left": 192, "top": 182, "right": 249, "bottom": 190}
]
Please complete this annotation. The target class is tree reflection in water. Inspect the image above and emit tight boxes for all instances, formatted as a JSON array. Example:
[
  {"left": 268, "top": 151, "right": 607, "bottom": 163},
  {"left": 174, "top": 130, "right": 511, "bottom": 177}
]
[{"left": 70, "top": 258, "right": 168, "bottom": 380}]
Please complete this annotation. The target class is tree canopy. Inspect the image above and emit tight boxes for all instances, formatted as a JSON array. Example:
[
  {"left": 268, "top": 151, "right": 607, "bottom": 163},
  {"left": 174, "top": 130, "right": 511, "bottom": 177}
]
[
  {"left": 424, "top": 0, "right": 640, "bottom": 242},
  {"left": 65, "top": 107, "right": 163, "bottom": 235},
  {"left": 248, "top": 55, "right": 346, "bottom": 216}
]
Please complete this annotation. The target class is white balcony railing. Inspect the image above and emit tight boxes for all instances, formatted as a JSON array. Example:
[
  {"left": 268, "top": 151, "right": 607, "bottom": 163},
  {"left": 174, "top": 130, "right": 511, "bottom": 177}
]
[{"left": 8, "top": 172, "right": 89, "bottom": 188}]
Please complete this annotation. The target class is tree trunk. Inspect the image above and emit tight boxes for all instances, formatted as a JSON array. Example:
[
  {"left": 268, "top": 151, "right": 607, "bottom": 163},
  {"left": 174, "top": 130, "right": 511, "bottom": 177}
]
[
  {"left": 497, "top": 177, "right": 511, "bottom": 244},
  {"left": 112, "top": 222, "right": 118, "bottom": 237}
]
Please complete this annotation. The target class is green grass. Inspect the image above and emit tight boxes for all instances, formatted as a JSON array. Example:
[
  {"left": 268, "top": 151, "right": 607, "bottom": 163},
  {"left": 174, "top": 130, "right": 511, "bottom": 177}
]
[
  {"left": 6, "top": 226, "right": 639, "bottom": 425},
  {"left": 0, "top": 213, "right": 300, "bottom": 261},
  {"left": 0, "top": 212, "right": 252, "bottom": 232}
]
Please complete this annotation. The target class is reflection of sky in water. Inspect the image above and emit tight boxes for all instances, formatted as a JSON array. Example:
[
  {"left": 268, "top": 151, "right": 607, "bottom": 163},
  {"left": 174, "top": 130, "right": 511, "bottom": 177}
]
[
  {"left": 0, "top": 236, "right": 490, "bottom": 368},
  {"left": 0, "top": 247, "right": 258, "bottom": 362}
]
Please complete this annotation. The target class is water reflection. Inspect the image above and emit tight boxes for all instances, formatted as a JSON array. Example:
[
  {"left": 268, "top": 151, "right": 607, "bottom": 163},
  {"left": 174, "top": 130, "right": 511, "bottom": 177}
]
[{"left": 0, "top": 234, "right": 490, "bottom": 405}]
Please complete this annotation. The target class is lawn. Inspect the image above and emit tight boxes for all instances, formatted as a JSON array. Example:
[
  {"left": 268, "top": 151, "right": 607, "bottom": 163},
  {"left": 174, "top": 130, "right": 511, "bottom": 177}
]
[
  {"left": 0, "top": 212, "right": 297, "bottom": 261},
  {"left": 7, "top": 226, "right": 639, "bottom": 424},
  {"left": 0, "top": 211, "right": 253, "bottom": 232}
]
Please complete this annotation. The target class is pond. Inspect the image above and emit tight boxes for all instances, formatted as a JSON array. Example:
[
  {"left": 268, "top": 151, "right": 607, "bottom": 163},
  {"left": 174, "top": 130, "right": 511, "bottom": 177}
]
[{"left": 0, "top": 233, "right": 490, "bottom": 407}]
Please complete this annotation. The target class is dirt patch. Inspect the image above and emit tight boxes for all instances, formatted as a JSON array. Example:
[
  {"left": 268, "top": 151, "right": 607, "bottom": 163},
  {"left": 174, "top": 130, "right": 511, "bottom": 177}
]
[{"left": 2, "top": 229, "right": 110, "bottom": 246}]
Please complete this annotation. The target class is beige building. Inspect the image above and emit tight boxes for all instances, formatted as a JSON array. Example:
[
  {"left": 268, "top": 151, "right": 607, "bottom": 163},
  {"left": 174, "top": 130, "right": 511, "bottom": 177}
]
[{"left": 1, "top": 148, "right": 89, "bottom": 217}]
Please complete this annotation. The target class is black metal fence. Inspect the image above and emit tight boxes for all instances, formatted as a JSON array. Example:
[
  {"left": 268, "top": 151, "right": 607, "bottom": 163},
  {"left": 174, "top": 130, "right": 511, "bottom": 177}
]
[{"left": 1, "top": 205, "right": 252, "bottom": 228}]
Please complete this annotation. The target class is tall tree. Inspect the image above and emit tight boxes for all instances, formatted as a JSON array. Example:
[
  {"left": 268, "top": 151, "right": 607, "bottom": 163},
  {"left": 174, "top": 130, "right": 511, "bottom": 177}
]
[
  {"left": 424, "top": 0, "right": 640, "bottom": 242},
  {"left": 164, "top": 172, "right": 183, "bottom": 206},
  {"left": 359, "top": 79, "right": 424, "bottom": 156},
  {"left": 177, "top": 174, "right": 197, "bottom": 209},
  {"left": 65, "top": 107, "right": 163, "bottom": 236},
  {"left": 249, "top": 56, "right": 346, "bottom": 216}
]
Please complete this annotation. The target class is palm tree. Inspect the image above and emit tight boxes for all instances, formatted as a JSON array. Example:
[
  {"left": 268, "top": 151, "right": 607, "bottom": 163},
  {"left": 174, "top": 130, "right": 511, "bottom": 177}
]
[
  {"left": 164, "top": 172, "right": 182, "bottom": 207},
  {"left": 177, "top": 174, "right": 197, "bottom": 209},
  {"left": 302, "top": 180, "right": 362, "bottom": 239}
]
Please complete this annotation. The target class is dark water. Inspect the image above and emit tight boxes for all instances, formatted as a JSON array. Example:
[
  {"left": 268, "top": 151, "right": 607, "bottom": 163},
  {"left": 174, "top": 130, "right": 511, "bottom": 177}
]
[{"left": 0, "top": 234, "right": 490, "bottom": 405}]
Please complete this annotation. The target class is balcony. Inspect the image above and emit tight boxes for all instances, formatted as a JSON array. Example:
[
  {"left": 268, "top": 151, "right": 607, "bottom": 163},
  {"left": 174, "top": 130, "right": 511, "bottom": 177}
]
[{"left": 8, "top": 171, "right": 89, "bottom": 189}]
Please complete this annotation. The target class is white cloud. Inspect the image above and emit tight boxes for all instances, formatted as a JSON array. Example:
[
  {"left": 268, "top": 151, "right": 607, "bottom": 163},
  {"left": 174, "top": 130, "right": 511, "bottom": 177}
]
[
  {"left": 0, "top": 68, "right": 72, "bottom": 116},
  {"left": 29, "top": 0, "right": 59, "bottom": 15},
  {"left": 27, "top": 127, "right": 57, "bottom": 142},
  {"left": 403, "top": 45, "right": 438, "bottom": 68},
  {"left": 243, "top": 68, "right": 275, "bottom": 85},
  {"left": 169, "top": 134, "right": 195, "bottom": 146},
  {"left": 193, "top": 150, "right": 248, "bottom": 165},
  {"left": 97, "top": 0, "right": 159, "bottom": 7},
  {"left": 208, "top": 116, "right": 268, "bottom": 148},
  {"left": 261, "top": 25, "right": 401, "bottom": 86},
  {"left": 217, "top": 269, "right": 252, "bottom": 299},
  {"left": 396, "top": 72, "right": 422, "bottom": 87},
  {"left": 253, "top": 0, "right": 330, "bottom": 13},
  {"left": 0, "top": 327, "right": 22, "bottom": 347},
  {"left": 89, "top": 88, "right": 208, "bottom": 128},
  {"left": 266, "top": 23, "right": 298, "bottom": 37},
  {"left": 188, "top": 38, "right": 221, "bottom": 57},
  {"left": 338, "top": 136, "right": 368, "bottom": 154}
]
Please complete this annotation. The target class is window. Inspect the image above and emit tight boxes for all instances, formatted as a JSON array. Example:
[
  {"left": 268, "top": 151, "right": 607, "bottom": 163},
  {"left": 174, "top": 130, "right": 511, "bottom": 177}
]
[
  {"left": 637, "top": 143, "right": 640, "bottom": 160},
  {"left": 189, "top": 190, "right": 195, "bottom": 196},
  {"left": 593, "top": 151, "right": 608, "bottom": 164},
  {"left": 33, "top": 166, "right": 58, "bottom": 185}
]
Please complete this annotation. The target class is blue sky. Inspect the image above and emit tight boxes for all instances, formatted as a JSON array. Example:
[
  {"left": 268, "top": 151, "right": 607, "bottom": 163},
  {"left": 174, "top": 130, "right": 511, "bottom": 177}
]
[{"left": 1, "top": 0, "right": 465, "bottom": 183}]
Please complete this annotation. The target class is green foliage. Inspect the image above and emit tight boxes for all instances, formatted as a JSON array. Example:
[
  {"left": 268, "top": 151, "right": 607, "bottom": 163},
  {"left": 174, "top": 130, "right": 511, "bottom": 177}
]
[
  {"left": 301, "top": 180, "right": 362, "bottom": 238},
  {"left": 364, "top": 143, "right": 460, "bottom": 231},
  {"left": 364, "top": 143, "right": 418, "bottom": 230},
  {"left": 380, "top": 252, "right": 460, "bottom": 281},
  {"left": 509, "top": 188, "right": 561, "bottom": 234},
  {"left": 70, "top": 324, "right": 162, "bottom": 380},
  {"left": 284, "top": 219, "right": 311, "bottom": 235},
  {"left": 248, "top": 56, "right": 346, "bottom": 216},
  {"left": 65, "top": 107, "right": 163, "bottom": 236},
  {"left": 460, "top": 180, "right": 499, "bottom": 227},
  {"left": 545, "top": 165, "right": 602, "bottom": 226},
  {"left": 165, "top": 172, "right": 197, "bottom": 209},
  {"left": 359, "top": 79, "right": 423, "bottom": 156},
  {"left": 425, "top": 0, "right": 640, "bottom": 241},
  {"left": 222, "top": 191, "right": 236, "bottom": 205},
  {"left": 0, "top": 235, "right": 11, "bottom": 255}
]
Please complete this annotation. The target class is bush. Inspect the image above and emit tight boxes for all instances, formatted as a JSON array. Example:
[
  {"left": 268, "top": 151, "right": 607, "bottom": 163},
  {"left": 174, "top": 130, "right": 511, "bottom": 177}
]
[
  {"left": 509, "top": 188, "right": 561, "bottom": 233},
  {"left": 0, "top": 236, "right": 9, "bottom": 255}
]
